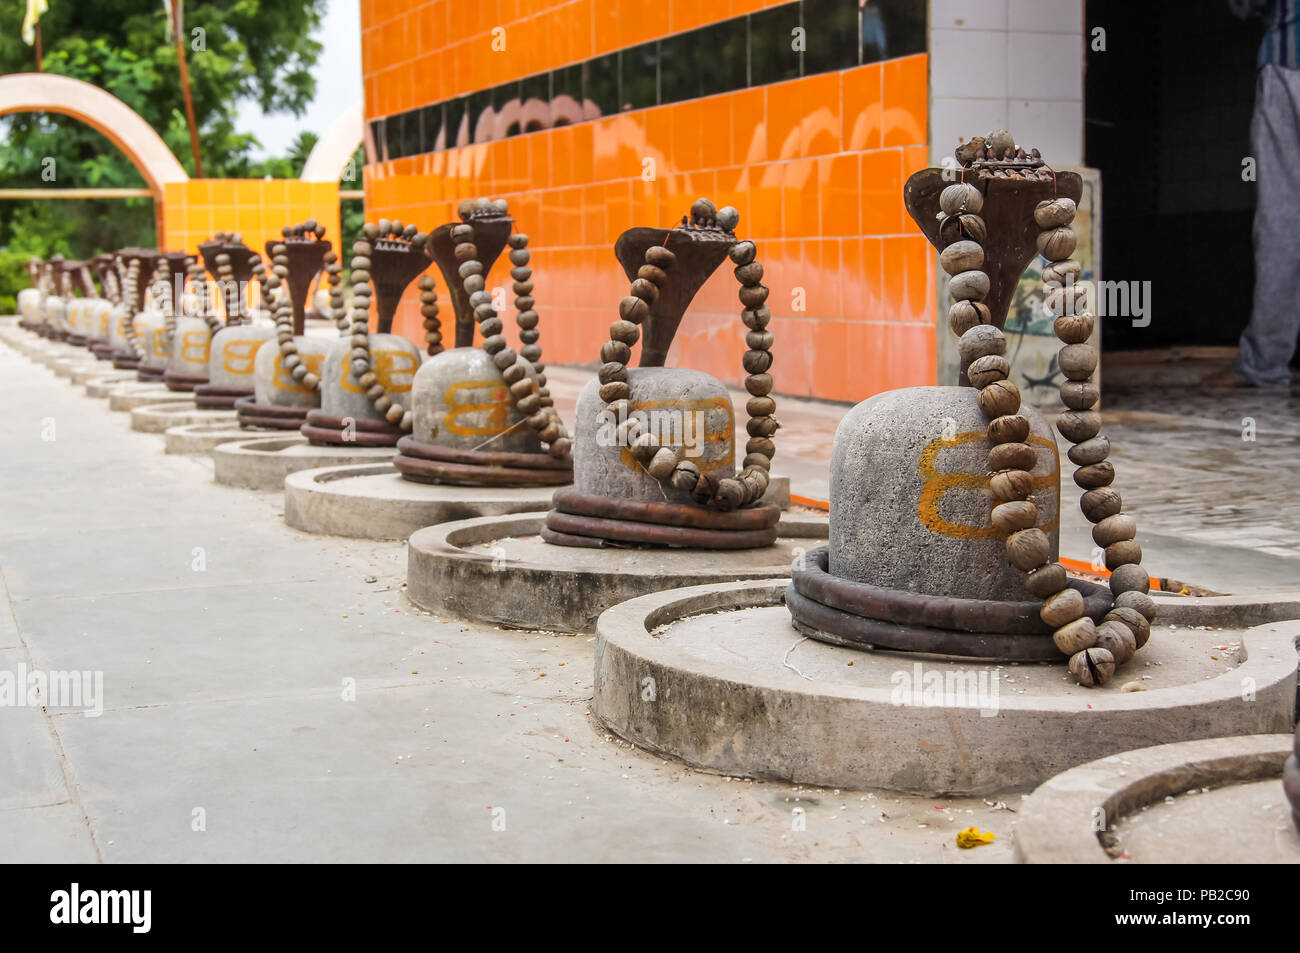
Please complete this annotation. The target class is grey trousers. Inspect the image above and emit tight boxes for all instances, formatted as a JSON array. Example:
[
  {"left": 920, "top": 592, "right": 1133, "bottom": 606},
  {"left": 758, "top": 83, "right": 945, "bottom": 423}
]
[{"left": 1236, "top": 65, "right": 1300, "bottom": 385}]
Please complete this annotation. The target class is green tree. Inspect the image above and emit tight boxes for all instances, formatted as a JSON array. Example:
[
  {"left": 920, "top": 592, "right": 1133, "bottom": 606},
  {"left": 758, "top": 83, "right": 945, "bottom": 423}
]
[{"left": 0, "top": 1, "right": 324, "bottom": 306}]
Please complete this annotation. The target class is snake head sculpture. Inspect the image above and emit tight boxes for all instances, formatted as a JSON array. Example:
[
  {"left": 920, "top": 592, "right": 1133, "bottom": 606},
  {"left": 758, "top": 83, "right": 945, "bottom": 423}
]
[
  {"left": 613, "top": 198, "right": 739, "bottom": 367},
  {"left": 355, "top": 218, "right": 429, "bottom": 334},
  {"left": 905, "top": 128, "right": 1084, "bottom": 336},
  {"left": 264, "top": 222, "right": 330, "bottom": 335},
  {"left": 427, "top": 198, "right": 513, "bottom": 346}
]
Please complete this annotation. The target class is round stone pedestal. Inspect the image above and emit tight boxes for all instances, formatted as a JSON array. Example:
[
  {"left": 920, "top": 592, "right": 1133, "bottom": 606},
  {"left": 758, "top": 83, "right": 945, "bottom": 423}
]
[
  {"left": 86, "top": 374, "right": 138, "bottom": 397},
  {"left": 52, "top": 355, "right": 102, "bottom": 379},
  {"left": 211, "top": 436, "right": 397, "bottom": 490},
  {"left": 405, "top": 497, "right": 821, "bottom": 633},
  {"left": 592, "top": 579, "right": 1300, "bottom": 795},
  {"left": 163, "top": 422, "right": 272, "bottom": 455},
  {"left": 284, "top": 463, "right": 564, "bottom": 539},
  {"left": 108, "top": 382, "right": 189, "bottom": 412},
  {"left": 130, "top": 402, "right": 235, "bottom": 434},
  {"left": 1015, "top": 735, "right": 1300, "bottom": 863}
]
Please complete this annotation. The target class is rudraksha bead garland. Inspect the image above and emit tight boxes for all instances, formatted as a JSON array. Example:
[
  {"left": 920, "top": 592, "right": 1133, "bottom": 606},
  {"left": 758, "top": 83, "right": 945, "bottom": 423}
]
[
  {"left": 213, "top": 250, "right": 240, "bottom": 329},
  {"left": 151, "top": 258, "right": 176, "bottom": 350},
  {"left": 938, "top": 181, "right": 1157, "bottom": 688},
  {"left": 265, "top": 240, "right": 319, "bottom": 392},
  {"left": 450, "top": 221, "right": 571, "bottom": 458},
  {"left": 103, "top": 265, "right": 121, "bottom": 304},
  {"left": 594, "top": 202, "right": 775, "bottom": 511},
  {"left": 187, "top": 257, "right": 211, "bottom": 326},
  {"left": 322, "top": 250, "right": 346, "bottom": 332},
  {"left": 508, "top": 235, "right": 543, "bottom": 366},
  {"left": 417, "top": 274, "right": 441, "bottom": 354},
  {"left": 249, "top": 253, "right": 267, "bottom": 310},
  {"left": 121, "top": 256, "right": 143, "bottom": 358},
  {"left": 347, "top": 219, "right": 425, "bottom": 432}
]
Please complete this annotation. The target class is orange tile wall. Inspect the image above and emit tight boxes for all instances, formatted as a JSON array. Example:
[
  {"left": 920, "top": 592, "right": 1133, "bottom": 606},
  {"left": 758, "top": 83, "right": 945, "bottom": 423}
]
[
  {"left": 362, "top": 1, "right": 934, "bottom": 403},
  {"left": 162, "top": 180, "right": 342, "bottom": 261}
]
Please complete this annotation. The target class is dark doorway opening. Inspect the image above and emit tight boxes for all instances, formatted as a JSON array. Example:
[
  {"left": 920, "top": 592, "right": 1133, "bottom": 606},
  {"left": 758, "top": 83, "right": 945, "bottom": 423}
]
[{"left": 1085, "top": 0, "right": 1263, "bottom": 351}]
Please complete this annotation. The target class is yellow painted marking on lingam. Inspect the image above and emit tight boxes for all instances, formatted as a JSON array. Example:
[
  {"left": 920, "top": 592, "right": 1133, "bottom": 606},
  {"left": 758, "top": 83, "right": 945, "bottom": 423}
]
[
  {"left": 149, "top": 328, "right": 168, "bottom": 358},
  {"left": 339, "top": 348, "right": 416, "bottom": 395},
  {"left": 220, "top": 338, "right": 263, "bottom": 375},
  {"left": 442, "top": 379, "right": 512, "bottom": 437},
  {"left": 917, "top": 431, "right": 1060, "bottom": 539},
  {"left": 617, "top": 396, "right": 734, "bottom": 472},
  {"left": 179, "top": 330, "right": 209, "bottom": 363},
  {"left": 272, "top": 352, "right": 324, "bottom": 393}
]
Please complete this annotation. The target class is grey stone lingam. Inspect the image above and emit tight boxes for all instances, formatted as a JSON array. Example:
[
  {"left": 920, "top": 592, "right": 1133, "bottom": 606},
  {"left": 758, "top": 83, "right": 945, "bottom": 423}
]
[{"left": 391, "top": 198, "right": 571, "bottom": 485}]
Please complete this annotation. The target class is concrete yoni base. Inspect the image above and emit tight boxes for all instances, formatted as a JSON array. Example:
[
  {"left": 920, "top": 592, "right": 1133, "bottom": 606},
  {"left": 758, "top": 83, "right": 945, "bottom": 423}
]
[
  {"left": 130, "top": 403, "right": 236, "bottom": 434},
  {"left": 72, "top": 365, "right": 131, "bottom": 387},
  {"left": 163, "top": 422, "right": 270, "bottom": 455},
  {"left": 108, "top": 382, "right": 190, "bottom": 412},
  {"left": 405, "top": 508, "right": 829, "bottom": 633},
  {"left": 1015, "top": 735, "right": 1300, "bottom": 863},
  {"left": 592, "top": 579, "right": 1300, "bottom": 796},
  {"left": 284, "top": 464, "right": 562, "bottom": 539},
  {"left": 212, "top": 435, "right": 397, "bottom": 490}
]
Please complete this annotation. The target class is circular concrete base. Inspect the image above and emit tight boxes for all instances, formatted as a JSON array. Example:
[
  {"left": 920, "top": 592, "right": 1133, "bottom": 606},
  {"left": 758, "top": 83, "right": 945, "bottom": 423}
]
[
  {"left": 212, "top": 436, "right": 398, "bottom": 490},
  {"left": 284, "top": 464, "right": 563, "bottom": 539},
  {"left": 33, "top": 344, "right": 80, "bottom": 368},
  {"left": 1015, "top": 735, "right": 1300, "bottom": 863},
  {"left": 108, "top": 383, "right": 189, "bottom": 412},
  {"left": 72, "top": 365, "right": 132, "bottom": 387},
  {"left": 53, "top": 356, "right": 99, "bottom": 379},
  {"left": 163, "top": 422, "right": 271, "bottom": 455},
  {"left": 592, "top": 578, "right": 1299, "bottom": 795},
  {"left": 406, "top": 510, "right": 830, "bottom": 633},
  {"left": 129, "top": 403, "right": 236, "bottom": 434},
  {"left": 86, "top": 375, "right": 139, "bottom": 398}
]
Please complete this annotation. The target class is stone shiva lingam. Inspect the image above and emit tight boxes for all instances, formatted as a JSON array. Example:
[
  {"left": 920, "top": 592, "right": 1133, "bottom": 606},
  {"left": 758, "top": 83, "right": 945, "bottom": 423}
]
[
  {"left": 210, "top": 220, "right": 416, "bottom": 489},
  {"left": 16, "top": 256, "right": 42, "bottom": 333},
  {"left": 107, "top": 248, "right": 161, "bottom": 374},
  {"left": 392, "top": 197, "right": 572, "bottom": 484},
  {"left": 85, "top": 253, "right": 120, "bottom": 359},
  {"left": 126, "top": 243, "right": 261, "bottom": 434},
  {"left": 786, "top": 130, "right": 1154, "bottom": 688},
  {"left": 284, "top": 198, "right": 575, "bottom": 539},
  {"left": 405, "top": 199, "right": 826, "bottom": 633},
  {"left": 230, "top": 223, "right": 335, "bottom": 429},
  {"left": 544, "top": 199, "right": 778, "bottom": 548},
  {"left": 300, "top": 218, "right": 426, "bottom": 446},
  {"left": 57, "top": 259, "right": 97, "bottom": 348},
  {"left": 189, "top": 232, "right": 261, "bottom": 408}
]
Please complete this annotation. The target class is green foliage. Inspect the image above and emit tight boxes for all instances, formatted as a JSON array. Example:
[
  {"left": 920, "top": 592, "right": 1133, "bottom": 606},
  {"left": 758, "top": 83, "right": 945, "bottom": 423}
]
[{"left": 0, "top": 0, "right": 325, "bottom": 308}]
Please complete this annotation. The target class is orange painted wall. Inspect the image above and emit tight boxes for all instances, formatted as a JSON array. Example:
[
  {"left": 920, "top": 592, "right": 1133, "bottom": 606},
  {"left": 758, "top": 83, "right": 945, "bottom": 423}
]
[
  {"left": 361, "top": 1, "right": 934, "bottom": 403},
  {"left": 161, "top": 180, "right": 341, "bottom": 260}
]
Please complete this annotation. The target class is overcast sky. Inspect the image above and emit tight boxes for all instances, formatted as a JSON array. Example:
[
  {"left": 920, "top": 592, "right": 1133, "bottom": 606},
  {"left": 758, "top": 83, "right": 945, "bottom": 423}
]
[{"left": 235, "top": 0, "right": 361, "bottom": 160}]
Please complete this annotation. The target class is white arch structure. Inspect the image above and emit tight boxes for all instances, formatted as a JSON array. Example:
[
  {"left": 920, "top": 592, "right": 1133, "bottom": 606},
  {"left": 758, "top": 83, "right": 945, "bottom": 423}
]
[
  {"left": 0, "top": 73, "right": 189, "bottom": 194},
  {"left": 301, "top": 102, "right": 363, "bottom": 183}
]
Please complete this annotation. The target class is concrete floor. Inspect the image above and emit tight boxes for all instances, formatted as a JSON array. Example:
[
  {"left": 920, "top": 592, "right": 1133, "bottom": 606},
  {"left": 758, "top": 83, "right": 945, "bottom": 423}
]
[{"left": 0, "top": 338, "right": 1018, "bottom": 863}]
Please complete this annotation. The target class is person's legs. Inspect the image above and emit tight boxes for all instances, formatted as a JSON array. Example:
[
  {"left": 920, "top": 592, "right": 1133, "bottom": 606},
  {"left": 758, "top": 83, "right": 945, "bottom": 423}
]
[{"left": 1234, "top": 65, "right": 1300, "bottom": 386}]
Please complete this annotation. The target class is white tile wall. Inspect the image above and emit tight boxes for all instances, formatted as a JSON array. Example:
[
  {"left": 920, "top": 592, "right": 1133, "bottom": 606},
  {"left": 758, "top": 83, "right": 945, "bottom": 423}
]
[{"left": 928, "top": 0, "right": 1085, "bottom": 168}]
